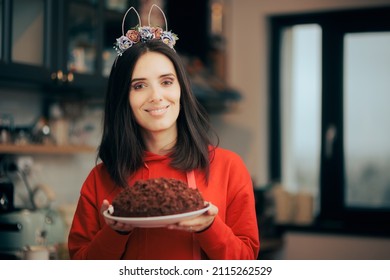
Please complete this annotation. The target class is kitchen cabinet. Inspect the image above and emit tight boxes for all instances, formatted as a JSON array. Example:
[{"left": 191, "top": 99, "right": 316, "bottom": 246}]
[
  {"left": 0, "top": 0, "right": 50, "bottom": 84},
  {"left": 0, "top": 0, "right": 241, "bottom": 112},
  {"left": 0, "top": 0, "right": 136, "bottom": 96}
]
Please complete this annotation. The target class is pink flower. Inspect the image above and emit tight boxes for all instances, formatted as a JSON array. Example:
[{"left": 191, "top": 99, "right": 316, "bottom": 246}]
[
  {"left": 126, "top": 29, "right": 140, "bottom": 43},
  {"left": 151, "top": 27, "right": 163, "bottom": 39}
]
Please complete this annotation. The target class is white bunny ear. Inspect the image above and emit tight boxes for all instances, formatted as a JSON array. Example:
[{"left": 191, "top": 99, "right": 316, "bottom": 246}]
[
  {"left": 148, "top": 4, "right": 168, "bottom": 31},
  {"left": 108, "top": 205, "right": 114, "bottom": 215},
  {"left": 121, "top": 6, "right": 142, "bottom": 36},
  {"left": 114, "top": 4, "right": 178, "bottom": 59}
]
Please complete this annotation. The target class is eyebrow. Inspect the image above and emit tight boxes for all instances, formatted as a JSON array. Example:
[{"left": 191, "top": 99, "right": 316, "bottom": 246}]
[{"left": 131, "top": 73, "right": 176, "bottom": 84}]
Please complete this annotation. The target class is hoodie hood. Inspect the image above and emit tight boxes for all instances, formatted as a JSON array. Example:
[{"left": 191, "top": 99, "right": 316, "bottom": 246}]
[
  {"left": 143, "top": 150, "right": 171, "bottom": 163},
  {"left": 142, "top": 150, "right": 172, "bottom": 180},
  {"left": 141, "top": 150, "right": 196, "bottom": 189}
]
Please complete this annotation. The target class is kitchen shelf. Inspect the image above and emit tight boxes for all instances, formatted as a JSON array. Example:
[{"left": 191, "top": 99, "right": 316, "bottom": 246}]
[{"left": 0, "top": 144, "right": 96, "bottom": 155}]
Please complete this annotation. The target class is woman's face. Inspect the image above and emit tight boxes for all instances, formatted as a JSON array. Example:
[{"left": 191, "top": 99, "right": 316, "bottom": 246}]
[{"left": 129, "top": 51, "right": 181, "bottom": 137}]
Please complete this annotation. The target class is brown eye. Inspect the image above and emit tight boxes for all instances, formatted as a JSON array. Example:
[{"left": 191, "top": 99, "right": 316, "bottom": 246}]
[
  {"left": 162, "top": 79, "right": 174, "bottom": 86},
  {"left": 132, "top": 83, "right": 146, "bottom": 90}
]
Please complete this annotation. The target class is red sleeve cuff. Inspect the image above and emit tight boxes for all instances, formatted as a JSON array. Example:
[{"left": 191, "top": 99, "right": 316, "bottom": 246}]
[
  {"left": 87, "top": 225, "right": 131, "bottom": 259},
  {"left": 195, "top": 215, "right": 229, "bottom": 249}
]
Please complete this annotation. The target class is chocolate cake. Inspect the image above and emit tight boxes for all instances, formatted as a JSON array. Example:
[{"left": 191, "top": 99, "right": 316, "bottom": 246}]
[{"left": 111, "top": 177, "right": 205, "bottom": 217}]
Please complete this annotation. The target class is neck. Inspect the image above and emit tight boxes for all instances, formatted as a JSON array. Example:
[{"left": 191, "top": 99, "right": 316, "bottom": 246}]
[{"left": 142, "top": 129, "right": 177, "bottom": 155}]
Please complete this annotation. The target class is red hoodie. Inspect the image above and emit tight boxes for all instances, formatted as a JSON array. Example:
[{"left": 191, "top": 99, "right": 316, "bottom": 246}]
[{"left": 68, "top": 147, "right": 260, "bottom": 259}]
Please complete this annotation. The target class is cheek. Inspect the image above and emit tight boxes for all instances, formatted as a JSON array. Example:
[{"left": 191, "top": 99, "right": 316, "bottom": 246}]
[
  {"left": 174, "top": 91, "right": 181, "bottom": 112},
  {"left": 129, "top": 92, "right": 141, "bottom": 110},
  {"left": 129, "top": 94, "right": 142, "bottom": 121},
  {"left": 172, "top": 87, "right": 181, "bottom": 103}
]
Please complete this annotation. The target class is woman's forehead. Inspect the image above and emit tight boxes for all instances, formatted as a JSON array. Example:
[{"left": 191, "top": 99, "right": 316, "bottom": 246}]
[{"left": 132, "top": 52, "right": 176, "bottom": 79}]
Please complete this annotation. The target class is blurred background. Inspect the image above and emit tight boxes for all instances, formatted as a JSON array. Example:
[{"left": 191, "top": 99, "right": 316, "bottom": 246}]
[{"left": 1, "top": 0, "right": 390, "bottom": 260}]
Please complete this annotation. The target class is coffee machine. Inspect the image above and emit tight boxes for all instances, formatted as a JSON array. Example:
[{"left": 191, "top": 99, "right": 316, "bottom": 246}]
[
  {"left": 0, "top": 162, "right": 66, "bottom": 259},
  {"left": 0, "top": 177, "right": 14, "bottom": 213},
  {"left": 0, "top": 208, "right": 66, "bottom": 259}
]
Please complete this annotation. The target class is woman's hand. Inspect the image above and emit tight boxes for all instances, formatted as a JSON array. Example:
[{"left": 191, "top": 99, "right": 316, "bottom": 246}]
[
  {"left": 101, "top": 199, "right": 134, "bottom": 234},
  {"left": 168, "top": 202, "right": 218, "bottom": 233}
]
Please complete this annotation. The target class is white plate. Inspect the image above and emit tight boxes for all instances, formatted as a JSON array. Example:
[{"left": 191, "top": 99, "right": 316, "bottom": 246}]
[{"left": 103, "top": 203, "right": 211, "bottom": 228}]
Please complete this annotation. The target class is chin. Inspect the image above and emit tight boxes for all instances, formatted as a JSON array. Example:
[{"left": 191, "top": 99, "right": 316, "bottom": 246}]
[{"left": 142, "top": 122, "right": 176, "bottom": 133}]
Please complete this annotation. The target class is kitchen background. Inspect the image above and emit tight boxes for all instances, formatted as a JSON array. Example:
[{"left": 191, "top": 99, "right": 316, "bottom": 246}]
[{"left": 1, "top": 0, "right": 390, "bottom": 260}]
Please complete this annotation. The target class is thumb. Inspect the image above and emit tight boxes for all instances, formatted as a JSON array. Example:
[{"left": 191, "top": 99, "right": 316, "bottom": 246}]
[
  {"left": 100, "top": 199, "right": 110, "bottom": 214},
  {"left": 207, "top": 202, "right": 218, "bottom": 216}
]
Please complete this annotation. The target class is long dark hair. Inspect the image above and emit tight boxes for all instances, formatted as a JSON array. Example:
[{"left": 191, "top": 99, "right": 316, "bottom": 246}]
[{"left": 98, "top": 40, "right": 218, "bottom": 187}]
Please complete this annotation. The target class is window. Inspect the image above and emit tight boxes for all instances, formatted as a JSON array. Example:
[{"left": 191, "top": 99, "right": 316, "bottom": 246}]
[
  {"left": 344, "top": 32, "right": 390, "bottom": 209},
  {"left": 279, "top": 24, "right": 322, "bottom": 215},
  {"left": 269, "top": 7, "right": 390, "bottom": 235}
]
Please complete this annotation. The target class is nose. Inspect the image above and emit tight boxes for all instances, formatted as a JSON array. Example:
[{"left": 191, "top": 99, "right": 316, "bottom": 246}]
[{"left": 148, "top": 85, "right": 163, "bottom": 102}]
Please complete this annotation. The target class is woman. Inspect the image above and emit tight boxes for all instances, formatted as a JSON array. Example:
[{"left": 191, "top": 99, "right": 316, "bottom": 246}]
[{"left": 68, "top": 9, "right": 259, "bottom": 259}]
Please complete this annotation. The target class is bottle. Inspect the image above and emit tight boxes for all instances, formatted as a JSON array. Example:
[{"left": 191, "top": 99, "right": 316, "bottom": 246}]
[
  {"left": 0, "top": 114, "right": 14, "bottom": 144},
  {"left": 49, "top": 103, "right": 69, "bottom": 146}
]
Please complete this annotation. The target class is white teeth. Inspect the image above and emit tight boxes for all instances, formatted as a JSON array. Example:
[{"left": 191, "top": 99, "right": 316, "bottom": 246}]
[
  {"left": 150, "top": 108, "right": 165, "bottom": 113},
  {"left": 146, "top": 106, "right": 168, "bottom": 113}
]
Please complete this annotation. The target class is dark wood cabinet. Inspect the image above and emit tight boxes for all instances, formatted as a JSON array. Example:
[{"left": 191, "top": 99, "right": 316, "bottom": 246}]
[
  {"left": 0, "top": 0, "right": 239, "bottom": 112},
  {"left": 0, "top": 0, "right": 52, "bottom": 84},
  {"left": 0, "top": 0, "right": 137, "bottom": 97}
]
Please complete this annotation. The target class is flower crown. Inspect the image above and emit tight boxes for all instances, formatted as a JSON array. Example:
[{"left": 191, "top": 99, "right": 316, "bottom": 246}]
[{"left": 114, "top": 5, "right": 179, "bottom": 56}]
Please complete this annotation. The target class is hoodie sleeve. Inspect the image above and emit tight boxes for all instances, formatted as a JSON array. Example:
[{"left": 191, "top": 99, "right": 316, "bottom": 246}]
[
  {"left": 195, "top": 150, "right": 260, "bottom": 259},
  {"left": 68, "top": 168, "right": 130, "bottom": 260}
]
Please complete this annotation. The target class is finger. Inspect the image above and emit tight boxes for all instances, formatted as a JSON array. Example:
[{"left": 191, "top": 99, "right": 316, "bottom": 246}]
[
  {"left": 106, "top": 218, "right": 117, "bottom": 227},
  {"left": 176, "top": 217, "right": 206, "bottom": 230},
  {"left": 167, "top": 224, "right": 196, "bottom": 232},
  {"left": 113, "top": 222, "right": 134, "bottom": 232},
  {"left": 100, "top": 199, "right": 110, "bottom": 214},
  {"left": 202, "top": 202, "right": 216, "bottom": 215},
  {"left": 207, "top": 204, "right": 218, "bottom": 216}
]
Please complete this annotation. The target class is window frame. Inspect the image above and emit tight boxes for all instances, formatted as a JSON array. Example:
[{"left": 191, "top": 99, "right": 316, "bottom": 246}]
[{"left": 269, "top": 6, "right": 390, "bottom": 236}]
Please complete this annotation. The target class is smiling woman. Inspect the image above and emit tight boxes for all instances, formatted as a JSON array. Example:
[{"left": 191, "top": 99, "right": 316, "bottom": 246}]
[{"left": 67, "top": 5, "right": 259, "bottom": 260}]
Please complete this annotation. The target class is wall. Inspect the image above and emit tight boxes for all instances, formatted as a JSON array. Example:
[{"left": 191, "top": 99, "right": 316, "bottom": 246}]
[
  {"left": 283, "top": 232, "right": 390, "bottom": 259},
  {"left": 217, "top": 0, "right": 390, "bottom": 187}
]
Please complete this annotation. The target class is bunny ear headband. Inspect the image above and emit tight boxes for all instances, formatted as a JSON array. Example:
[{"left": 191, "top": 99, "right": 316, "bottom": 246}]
[{"left": 114, "top": 4, "right": 179, "bottom": 56}]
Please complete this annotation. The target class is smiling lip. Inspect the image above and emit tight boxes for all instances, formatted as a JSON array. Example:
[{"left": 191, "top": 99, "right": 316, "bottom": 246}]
[{"left": 145, "top": 105, "right": 170, "bottom": 116}]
